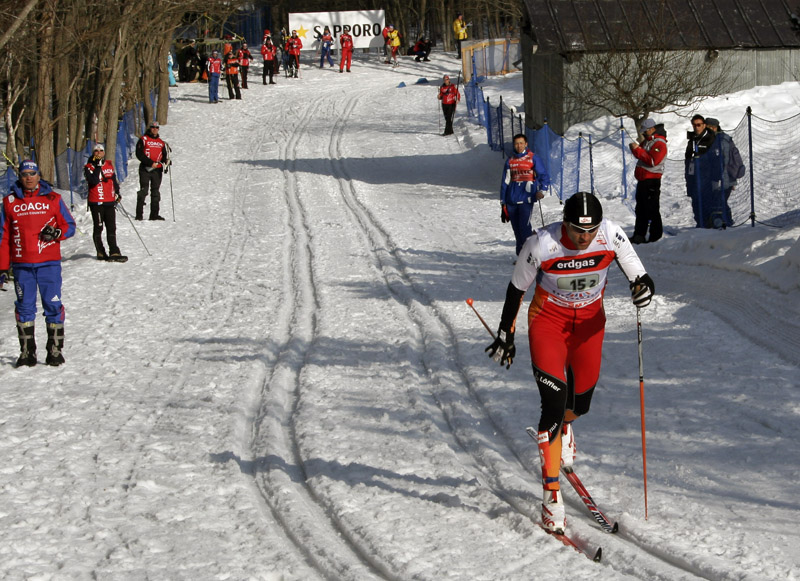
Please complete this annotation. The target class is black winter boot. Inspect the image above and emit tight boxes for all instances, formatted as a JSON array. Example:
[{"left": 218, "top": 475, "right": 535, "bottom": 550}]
[
  {"left": 15, "top": 321, "right": 37, "bottom": 367},
  {"left": 45, "top": 322, "right": 65, "bottom": 366}
]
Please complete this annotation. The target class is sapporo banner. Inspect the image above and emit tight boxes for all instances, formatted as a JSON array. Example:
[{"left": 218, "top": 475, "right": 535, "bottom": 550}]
[{"left": 287, "top": 10, "right": 386, "bottom": 50}]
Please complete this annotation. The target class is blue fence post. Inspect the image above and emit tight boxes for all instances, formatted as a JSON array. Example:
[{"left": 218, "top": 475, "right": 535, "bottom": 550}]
[
  {"left": 66, "top": 147, "right": 74, "bottom": 209},
  {"left": 485, "top": 97, "right": 492, "bottom": 148},
  {"left": 746, "top": 106, "right": 755, "bottom": 227},
  {"left": 498, "top": 96, "right": 505, "bottom": 157},
  {"left": 543, "top": 120, "right": 553, "bottom": 196}
]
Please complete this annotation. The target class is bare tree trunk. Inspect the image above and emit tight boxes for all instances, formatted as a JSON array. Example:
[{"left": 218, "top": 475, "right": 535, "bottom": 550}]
[
  {"left": 156, "top": 35, "right": 172, "bottom": 125},
  {"left": 32, "top": 6, "right": 55, "bottom": 181}
]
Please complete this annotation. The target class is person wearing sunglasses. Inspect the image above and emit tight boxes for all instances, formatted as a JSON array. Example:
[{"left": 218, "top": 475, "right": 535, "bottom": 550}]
[
  {"left": 485, "top": 191, "right": 654, "bottom": 534},
  {"left": 685, "top": 114, "right": 722, "bottom": 228},
  {"left": 0, "top": 160, "right": 76, "bottom": 367}
]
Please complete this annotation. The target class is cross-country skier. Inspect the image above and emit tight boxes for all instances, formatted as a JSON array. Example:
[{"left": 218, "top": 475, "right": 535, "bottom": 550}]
[{"left": 485, "top": 191, "right": 655, "bottom": 533}]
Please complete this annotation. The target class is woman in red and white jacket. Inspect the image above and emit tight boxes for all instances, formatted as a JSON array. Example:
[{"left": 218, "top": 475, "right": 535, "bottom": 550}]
[
  {"left": 261, "top": 38, "right": 278, "bottom": 84},
  {"left": 437, "top": 74, "right": 461, "bottom": 136},
  {"left": 237, "top": 43, "right": 252, "bottom": 89},
  {"left": 84, "top": 143, "right": 122, "bottom": 261}
]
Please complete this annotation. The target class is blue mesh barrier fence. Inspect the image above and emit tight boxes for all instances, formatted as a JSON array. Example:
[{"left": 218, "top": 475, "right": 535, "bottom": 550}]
[{"left": 465, "top": 84, "right": 799, "bottom": 229}]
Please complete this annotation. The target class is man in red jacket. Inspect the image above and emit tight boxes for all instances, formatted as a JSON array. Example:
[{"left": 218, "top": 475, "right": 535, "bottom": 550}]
[
  {"left": 0, "top": 160, "right": 76, "bottom": 367},
  {"left": 629, "top": 118, "right": 668, "bottom": 243},
  {"left": 135, "top": 121, "right": 169, "bottom": 220}
]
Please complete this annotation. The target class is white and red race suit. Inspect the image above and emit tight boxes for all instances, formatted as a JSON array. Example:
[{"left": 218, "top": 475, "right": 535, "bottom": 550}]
[{"left": 511, "top": 218, "right": 646, "bottom": 398}]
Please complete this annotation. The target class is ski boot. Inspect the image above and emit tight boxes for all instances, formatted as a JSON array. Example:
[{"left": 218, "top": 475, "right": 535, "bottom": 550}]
[
  {"left": 45, "top": 322, "right": 65, "bottom": 366},
  {"left": 15, "top": 321, "right": 37, "bottom": 367},
  {"left": 542, "top": 489, "right": 566, "bottom": 533}
]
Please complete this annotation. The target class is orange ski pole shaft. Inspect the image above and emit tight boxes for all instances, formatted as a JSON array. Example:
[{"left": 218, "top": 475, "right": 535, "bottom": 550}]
[{"left": 465, "top": 298, "right": 495, "bottom": 339}]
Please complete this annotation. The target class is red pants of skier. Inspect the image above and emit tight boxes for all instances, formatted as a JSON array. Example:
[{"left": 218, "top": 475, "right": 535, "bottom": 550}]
[
  {"left": 340, "top": 48, "right": 352, "bottom": 72},
  {"left": 527, "top": 289, "right": 606, "bottom": 489}
]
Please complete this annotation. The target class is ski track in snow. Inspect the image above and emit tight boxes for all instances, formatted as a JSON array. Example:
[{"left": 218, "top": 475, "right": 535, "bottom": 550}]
[
  {"left": 238, "top": 79, "right": 734, "bottom": 580},
  {"left": 2, "top": 61, "right": 799, "bottom": 581}
]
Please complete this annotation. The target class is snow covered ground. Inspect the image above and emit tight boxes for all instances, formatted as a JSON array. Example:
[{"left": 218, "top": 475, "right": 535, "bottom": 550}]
[{"left": 1, "top": 50, "right": 799, "bottom": 580}]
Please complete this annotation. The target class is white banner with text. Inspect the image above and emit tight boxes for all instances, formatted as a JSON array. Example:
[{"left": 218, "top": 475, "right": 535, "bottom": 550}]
[{"left": 288, "top": 10, "right": 386, "bottom": 50}]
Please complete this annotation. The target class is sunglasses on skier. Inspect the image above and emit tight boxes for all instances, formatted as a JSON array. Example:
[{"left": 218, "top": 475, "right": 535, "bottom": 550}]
[{"left": 568, "top": 222, "right": 600, "bottom": 234}]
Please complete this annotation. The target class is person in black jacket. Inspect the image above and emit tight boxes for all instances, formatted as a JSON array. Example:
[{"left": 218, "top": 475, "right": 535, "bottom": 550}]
[
  {"left": 135, "top": 121, "right": 169, "bottom": 220},
  {"left": 685, "top": 114, "right": 722, "bottom": 228}
]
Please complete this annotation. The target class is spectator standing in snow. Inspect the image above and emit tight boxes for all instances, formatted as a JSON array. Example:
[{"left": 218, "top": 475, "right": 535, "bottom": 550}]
[
  {"left": 224, "top": 49, "right": 242, "bottom": 99},
  {"left": 261, "top": 37, "right": 278, "bottom": 84},
  {"left": 339, "top": 30, "right": 353, "bottom": 73},
  {"left": 286, "top": 30, "right": 303, "bottom": 78},
  {"left": 629, "top": 118, "right": 668, "bottom": 244},
  {"left": 135, "top": 121, "right": 169, "bottom": 221},
  {"left": 438, "top": 74, "right": 461, "bottom": 136},
  {"left": 84, "top": 144, "right": 124, "bottom": 262},
  {"left": 685, "top": 114, "right": 723, "bottom": 228},
  {"left": 453, "top": 13, "right": 468, "bottom": 59},
  {"left": 319, "top": 26, "right": 335, "bottom": 68},
  {"left": 485, "top": 191, "right": 654, "bottom": 534},
  {"left": 705, "top": 117, "right": 745, "bottom": 226},
  {"left": 500, "top": 133, "right": 549, "bottom": 256},
  {"left": 238, "top": 43, "right": 252, "bottom": 89},
  {"left": 207, "top": 49, "right": 222, "bottom": 102},
  {"left": 413, "top": 37, "right": 432, "bottom": 62},
  {"left": 0, "top": 160, "right": 76, "bottom": 367}
]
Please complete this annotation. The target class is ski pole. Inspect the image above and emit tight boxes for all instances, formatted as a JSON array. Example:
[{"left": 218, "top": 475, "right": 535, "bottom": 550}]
[
  {"left": 465, "top": 298, "right": 495, "bottom": 339},
  {"left": 637, "top": 307, "right": 649, "bottom": 520},
  {"left": 169, "top": 167, "right": 175, "bottom": 222},
  {"left": 117, "top": 201, "right": 151, "bottom": 256},
  {"left": 164, "top": 141, "right": 175, "bottom": 222}
]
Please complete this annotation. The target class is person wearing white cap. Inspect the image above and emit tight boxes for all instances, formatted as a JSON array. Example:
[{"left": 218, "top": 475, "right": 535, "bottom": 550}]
[
  {"left": 84, "top": 143, "right": 125, "bottom": 262},
  {"left": 629, "top": 117, "right": 668, "bottom": 243},
  {"left": 485, "top": 191, "right": 654, "bottom": 534}
]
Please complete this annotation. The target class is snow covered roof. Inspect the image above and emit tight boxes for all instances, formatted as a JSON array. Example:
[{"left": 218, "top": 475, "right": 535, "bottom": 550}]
[{"left": 523, "top": 0, "right": 800, "bottom": 54}]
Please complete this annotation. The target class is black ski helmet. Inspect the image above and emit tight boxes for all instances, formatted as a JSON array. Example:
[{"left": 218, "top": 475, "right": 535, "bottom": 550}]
[{"left": 563, "top": 192, "right": 603, "bottom": 230}]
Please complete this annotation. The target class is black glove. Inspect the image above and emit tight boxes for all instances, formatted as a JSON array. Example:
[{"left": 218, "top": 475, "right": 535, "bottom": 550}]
[
  {"left": 485, "top": 328, "right": 515, "bottom": 369},
  {"left": 92, "top": 156, "right": 102, "bottom": 166},
  {"left": 0, "top": 270, "right": 8, "bottom": 286},
  {"left": 501, "top": 205, "right": 509, "bottom": 223},
  {"left": 39, "top": 224, "right": 62, "bottom": 242},
  {"left": 630, "top": 274, "right": 655, "bottom": 308}
]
